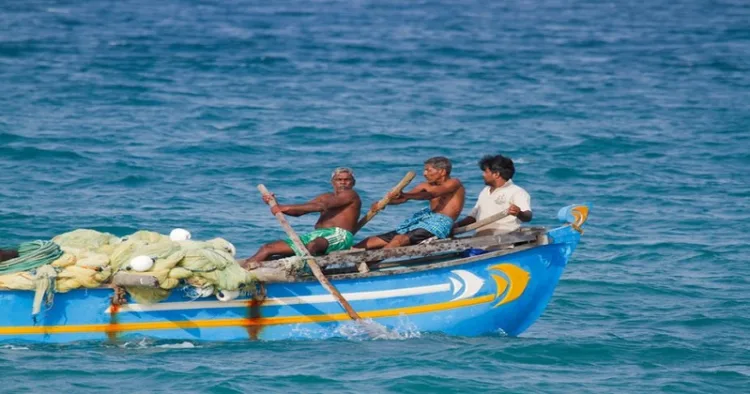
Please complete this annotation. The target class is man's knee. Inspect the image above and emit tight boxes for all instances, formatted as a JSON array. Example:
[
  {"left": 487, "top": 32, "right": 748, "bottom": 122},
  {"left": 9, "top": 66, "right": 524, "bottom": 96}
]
[
  {"left": 305, "top": 238, "right": 329, "bottom": 255},
  {"left": 258, "top": 243, "right": 274, "bottom": 254},
  {"left": 360, "top": 236, "right": 389, "bottom": 250}
]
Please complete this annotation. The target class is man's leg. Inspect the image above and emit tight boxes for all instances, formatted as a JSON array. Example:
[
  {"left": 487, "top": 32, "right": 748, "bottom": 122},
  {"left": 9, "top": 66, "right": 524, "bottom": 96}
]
[
  {"left": 353, "top": 236, "right": 388, "bottom": 250},
  {"left": 384, "top": 229, "right": 435, "bottom": 249},
  {"left": 354, "top": 231, "right": 397, "bottom": 250},
  {"left": 305, "top": 238, "right": 329, "bottom": 256},
  {"left": 241, "top": 240, "right": 295, "bottom": 268},
  {"left": 384, "top": 234, "right": 411, "bottom": 249}
]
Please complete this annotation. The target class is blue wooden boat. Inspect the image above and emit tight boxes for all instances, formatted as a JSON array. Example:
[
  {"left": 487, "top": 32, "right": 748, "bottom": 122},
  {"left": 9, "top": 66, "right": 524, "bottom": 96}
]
[{"left": 0, "top": 204, "right": 589, "bottom": 343}]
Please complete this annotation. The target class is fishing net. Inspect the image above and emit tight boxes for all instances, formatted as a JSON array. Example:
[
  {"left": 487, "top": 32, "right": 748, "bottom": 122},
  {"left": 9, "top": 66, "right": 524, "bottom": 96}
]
[{"left": 0, "top": 229, "right": 256, "bottom": 312}]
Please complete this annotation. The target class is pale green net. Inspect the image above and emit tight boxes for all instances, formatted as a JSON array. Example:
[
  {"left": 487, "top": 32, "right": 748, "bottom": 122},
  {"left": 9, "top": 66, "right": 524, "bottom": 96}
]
[{"left": 0, "top": 229, "right": 257, "bottom": 310}]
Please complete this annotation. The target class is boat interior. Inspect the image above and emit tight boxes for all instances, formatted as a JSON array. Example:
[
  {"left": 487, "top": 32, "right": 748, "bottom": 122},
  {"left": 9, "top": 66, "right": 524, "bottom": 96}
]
[{"left": 254, "top": 226, "right": 550, "bottom": 282}]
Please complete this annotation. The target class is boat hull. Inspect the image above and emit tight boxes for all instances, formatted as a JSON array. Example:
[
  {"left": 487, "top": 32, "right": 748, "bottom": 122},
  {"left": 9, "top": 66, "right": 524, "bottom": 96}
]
[{"left": 0, "top": 226, "right": 580, "bottom": 343}]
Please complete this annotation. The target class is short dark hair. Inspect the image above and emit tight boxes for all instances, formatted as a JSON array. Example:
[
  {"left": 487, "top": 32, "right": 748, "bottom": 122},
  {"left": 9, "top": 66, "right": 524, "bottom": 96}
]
[
  {"left": 479, "top": 155, "right": 515, "bottom": 180},
  {"left": 424, "top": 156, "right": 452, "bottom": 176}
]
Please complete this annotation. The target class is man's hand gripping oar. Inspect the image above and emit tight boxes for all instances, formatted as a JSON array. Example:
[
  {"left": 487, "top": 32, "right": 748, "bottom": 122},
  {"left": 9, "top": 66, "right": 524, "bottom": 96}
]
[{"left": 257, "top": 184, "right": 362, "bottom": 321}]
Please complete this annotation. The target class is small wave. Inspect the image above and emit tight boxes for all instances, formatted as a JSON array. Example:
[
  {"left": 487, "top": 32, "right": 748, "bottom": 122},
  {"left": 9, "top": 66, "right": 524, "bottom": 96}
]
[
  {"left": 0, "top": 146, "right": 87, "bottom": 161},
  {"left": 46, "top": 8, "right": 71, "bottom": 14},
  {"left": 118, "top": 338, "right": 154, "bottom": 349},
  {"left": 109, "top": 175, "right": 152, "bottom": 187},
  {"left": 546, "top": 166, "right": 582, "bottom": 180},
  {"left": 1, "top": 345, "right": 30, "bottom": 350},
  {"left": 116, "top": 338, "right": 199, "bottom": 349},
  {"left": 156, "top": 342, "right": 198, "bottom": 349},
  {"left": 0, "top": 131, "right": 22, "bottom": 144},
  {"left": 337, "top": 317, "right": 422, "bottom": 341}
]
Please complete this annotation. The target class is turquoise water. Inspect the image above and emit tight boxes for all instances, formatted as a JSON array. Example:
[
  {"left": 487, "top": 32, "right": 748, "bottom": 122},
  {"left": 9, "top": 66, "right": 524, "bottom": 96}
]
[{"left": 2, "top": 0, "right": 749, "bottom": 392}]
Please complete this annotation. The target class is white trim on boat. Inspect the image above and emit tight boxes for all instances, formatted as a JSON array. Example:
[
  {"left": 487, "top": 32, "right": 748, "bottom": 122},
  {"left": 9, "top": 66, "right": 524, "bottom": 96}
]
[
  {"left": 106, "top": 283, "right": 451, "bottom": 314},
  {"left": 105, "top": 269, "right": 486, "bottom": 314}
]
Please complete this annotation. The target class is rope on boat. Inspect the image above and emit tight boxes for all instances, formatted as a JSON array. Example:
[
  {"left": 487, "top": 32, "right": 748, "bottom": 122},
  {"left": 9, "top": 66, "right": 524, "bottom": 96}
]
[
  {"left": 0, "top": 241, "right": 63, "bottom": 275},
  {"left": 32, "top": 265, "right": 57, "bottom": 321}
]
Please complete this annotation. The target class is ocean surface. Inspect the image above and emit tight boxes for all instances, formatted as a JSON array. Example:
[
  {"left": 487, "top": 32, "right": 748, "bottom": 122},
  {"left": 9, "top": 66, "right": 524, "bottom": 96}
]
[{"left": 1, "top": 0, "right": 749, "bottom": 392}]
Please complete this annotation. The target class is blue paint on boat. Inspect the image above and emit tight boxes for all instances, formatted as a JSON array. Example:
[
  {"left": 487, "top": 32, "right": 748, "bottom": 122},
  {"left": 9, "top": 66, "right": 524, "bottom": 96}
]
[{"left": 0, "top": 205, "right": 588, "bottom": 343}]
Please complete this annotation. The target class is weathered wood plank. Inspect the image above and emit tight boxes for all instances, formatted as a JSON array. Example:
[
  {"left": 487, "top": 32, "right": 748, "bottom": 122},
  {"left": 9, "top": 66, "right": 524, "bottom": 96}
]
[
  {"left": 251, "top": 267, "right": 297, "bottom": 283},
  {"left": 112, "top": 272, "right": 159, "bottom": 288},
  {"left": 260, "top": 230, "right": 541, "bottom": 271},
  {"left": 453, "top": 210, "right": 509, "bottom": 234}
]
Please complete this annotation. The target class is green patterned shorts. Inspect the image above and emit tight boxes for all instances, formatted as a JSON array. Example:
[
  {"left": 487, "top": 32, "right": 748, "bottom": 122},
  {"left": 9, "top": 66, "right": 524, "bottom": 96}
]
[{"left": 284, "top": 227, "right": 354, "bottom": 256}]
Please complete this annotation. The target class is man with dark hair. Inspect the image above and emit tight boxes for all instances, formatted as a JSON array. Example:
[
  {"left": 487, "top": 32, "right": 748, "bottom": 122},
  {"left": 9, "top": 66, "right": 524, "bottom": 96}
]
[
  {"left": 355, "top": 156, "right": 465, "bottom": 249},
  {"left": 454, "top": 155, "right": 532, "bottom": 235},
  {"left": 241, "top": 167, "right": 361, "bottom": 268}
]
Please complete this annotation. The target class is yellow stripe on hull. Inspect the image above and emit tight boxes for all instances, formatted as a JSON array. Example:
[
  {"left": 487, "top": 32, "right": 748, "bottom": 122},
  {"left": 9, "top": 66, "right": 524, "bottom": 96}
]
[{"left": 0, "top": 294, "right": 495, "bottom": 336}]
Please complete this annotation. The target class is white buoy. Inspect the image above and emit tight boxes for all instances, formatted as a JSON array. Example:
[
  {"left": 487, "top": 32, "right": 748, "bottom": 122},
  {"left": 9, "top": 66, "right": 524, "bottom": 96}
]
[
  {"left": 225, "top": 241, "right": 236, "bottom": 257},
  {"left": 128, "top": 255, "right": 154, "bottom": 272},
  {"left": 170, "top": 228, "right": 192, "bottom": 241},
  {"left": 216, "top": 289, "right": 240, "bottom": 302}
]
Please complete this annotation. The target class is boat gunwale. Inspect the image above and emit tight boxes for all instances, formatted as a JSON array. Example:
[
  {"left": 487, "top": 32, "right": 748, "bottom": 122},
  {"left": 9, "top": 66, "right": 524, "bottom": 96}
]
[{"left": 0, "top": 227, "right": 564, "bottom": 293}]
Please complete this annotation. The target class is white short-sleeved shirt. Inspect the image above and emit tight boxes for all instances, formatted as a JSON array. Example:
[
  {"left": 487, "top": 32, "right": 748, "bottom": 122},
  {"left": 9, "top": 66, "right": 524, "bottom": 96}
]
[{"left": 469, "top": 180, "right": 531, "bottom": 235}]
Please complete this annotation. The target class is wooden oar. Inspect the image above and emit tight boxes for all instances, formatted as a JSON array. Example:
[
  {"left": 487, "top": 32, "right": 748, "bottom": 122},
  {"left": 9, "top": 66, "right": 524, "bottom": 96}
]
[
  {"left": 453, "top": 210, "right": 509, "bottom": 235},
  {"left": 257, "top": 184, "right": 361, "bottom": 321},
  {"left": 353, "top": 171, "right": 416, "bottom": 234}
]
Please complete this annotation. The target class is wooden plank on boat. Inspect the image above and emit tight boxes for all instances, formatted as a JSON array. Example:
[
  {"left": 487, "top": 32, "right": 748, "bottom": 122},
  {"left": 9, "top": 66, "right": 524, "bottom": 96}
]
[
  {"left": 251, "top": 267, "right": 296, "bottom": 282},
  {"left": 260, "top": 230, "right": 541, "bottom": 271},
  {"left": 453, "top": 210, "right": 509, "bottom": 234},
  {"left": 112, "top": 272, "right": 159, "bottom": 288}
]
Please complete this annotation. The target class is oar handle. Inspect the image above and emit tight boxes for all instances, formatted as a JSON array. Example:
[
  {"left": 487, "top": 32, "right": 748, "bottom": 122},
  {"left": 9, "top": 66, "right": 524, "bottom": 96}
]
[
  {"left": 354, "top": 171, "right": 416, "bottom": 234},
  {"left": 257, "top": 184, "right": 361, "bottom": 321},
  {"left": 257, "top": 184, "right": 307, "bottom": 252},
  {"left": 453, "top": 210, "right": 509, "bottom": 235}
]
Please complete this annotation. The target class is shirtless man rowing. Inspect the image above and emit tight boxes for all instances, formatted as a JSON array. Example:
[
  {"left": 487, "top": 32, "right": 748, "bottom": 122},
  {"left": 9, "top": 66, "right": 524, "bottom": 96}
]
[
  {"left": 241, "top": 167, "right": 361, "bottom": 268},
  {"left": 355, "top": 156, "right": 465, "bottom": 249}
]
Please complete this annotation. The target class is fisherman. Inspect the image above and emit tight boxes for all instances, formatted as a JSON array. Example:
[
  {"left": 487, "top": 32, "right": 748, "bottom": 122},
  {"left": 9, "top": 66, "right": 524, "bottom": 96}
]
[
  {"left": 453, "top": 155, "right": 532, "bottom": 235},
  {"left": 355, "top": 157, "right": 465, "bottom": 249},
  {"left": 241, "top": 167, "right": 361, "bottom": 268}
]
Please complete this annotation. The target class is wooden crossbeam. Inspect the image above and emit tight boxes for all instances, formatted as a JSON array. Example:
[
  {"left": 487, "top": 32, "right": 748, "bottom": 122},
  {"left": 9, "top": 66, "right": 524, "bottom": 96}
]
[{"left": 261, "top": 230, "right": 543, "bottom": 271}]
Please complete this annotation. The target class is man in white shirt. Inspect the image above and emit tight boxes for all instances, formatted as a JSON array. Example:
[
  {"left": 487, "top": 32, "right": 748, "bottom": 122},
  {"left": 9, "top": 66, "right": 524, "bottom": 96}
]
[{"left": 453, "top": 155, "right": 532, "bottom": 235}]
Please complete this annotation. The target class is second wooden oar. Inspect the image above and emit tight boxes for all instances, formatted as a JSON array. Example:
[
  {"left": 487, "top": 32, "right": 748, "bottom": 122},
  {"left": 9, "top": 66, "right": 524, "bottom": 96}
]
[
  {"left": 453, "top": 210, "right": 509, "bottom": 235},
  {"left": 257, "top": 184, "right": 362, "bottom": 321},
  {"left": 353, "top": 171, "right": 416, "bottom": 234}
]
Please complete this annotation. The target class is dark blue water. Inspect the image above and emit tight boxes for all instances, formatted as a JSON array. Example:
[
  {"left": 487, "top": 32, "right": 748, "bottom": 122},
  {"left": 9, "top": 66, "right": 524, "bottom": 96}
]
[{"left": 2, "top": 0, "right": 749, "bottom": 392}]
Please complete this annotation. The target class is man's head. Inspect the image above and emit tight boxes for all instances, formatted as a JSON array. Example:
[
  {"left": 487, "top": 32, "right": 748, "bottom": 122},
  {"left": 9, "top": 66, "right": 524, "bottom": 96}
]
[
  {"left": 423, "top": 156, "right": 452, "bottom": 183},
  {"left": 331, "top": 167, "right": 356, "bottom": 192},
  {"left": 479, "top": 155, "right": 515, "bottom": 185}
]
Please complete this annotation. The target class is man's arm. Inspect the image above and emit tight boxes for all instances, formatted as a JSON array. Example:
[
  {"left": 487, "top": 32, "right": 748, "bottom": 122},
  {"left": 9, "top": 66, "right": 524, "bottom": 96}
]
[
  {"left": 276, "top": 191, "right": 357, "bottom": 216},
  {"left": 387, "top": 183, "right": 427, "bottom": 205},
  {"left": 454, "top": 193, "right": 481, "bottom": 228},
  {"left": 400, "top": 179, "right": 462, "bottom": 201},
  {"left": 508, "top": 205, "right": 532, "bottom": 222},
  {"left": 453, "top": 216, "right": 476, "bottom": 228},
  {"left": 508, "top": 190, "right": 532, "bottom": 222}
]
